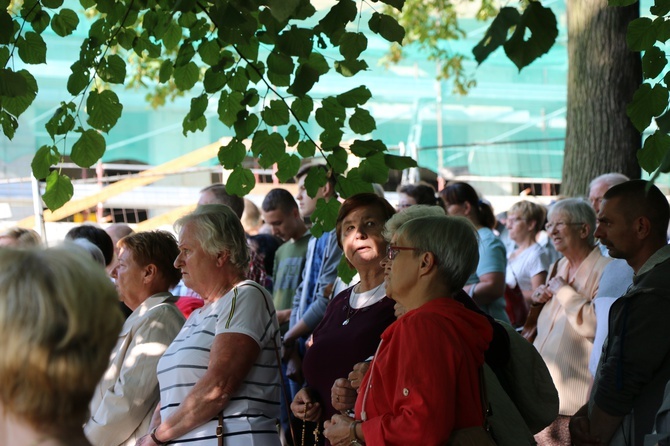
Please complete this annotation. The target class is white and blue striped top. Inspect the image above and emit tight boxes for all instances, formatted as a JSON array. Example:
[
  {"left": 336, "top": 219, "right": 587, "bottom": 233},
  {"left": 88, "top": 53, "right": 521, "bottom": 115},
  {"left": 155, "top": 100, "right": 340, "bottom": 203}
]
[{"left": 156, "top": 280, "right": 281, "bottom": 445}]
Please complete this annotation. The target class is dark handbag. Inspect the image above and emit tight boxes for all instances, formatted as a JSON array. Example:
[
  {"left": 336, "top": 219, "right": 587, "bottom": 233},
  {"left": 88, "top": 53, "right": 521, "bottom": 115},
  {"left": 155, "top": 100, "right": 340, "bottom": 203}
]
[
  {"left": 520, "top": 261, "right": 559, "bottom": 343},
  {"left": 447, "top": 368, "right": 497, "bottom": 446},
  {"left": 504, "top": 282, "right": 528, "bottom": 328}
]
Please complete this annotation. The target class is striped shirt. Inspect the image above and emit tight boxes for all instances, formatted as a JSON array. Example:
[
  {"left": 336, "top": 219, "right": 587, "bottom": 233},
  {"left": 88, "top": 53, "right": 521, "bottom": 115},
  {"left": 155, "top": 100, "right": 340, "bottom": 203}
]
[{"left": 157, "top": 280, "right": 281, "bottom": 445}]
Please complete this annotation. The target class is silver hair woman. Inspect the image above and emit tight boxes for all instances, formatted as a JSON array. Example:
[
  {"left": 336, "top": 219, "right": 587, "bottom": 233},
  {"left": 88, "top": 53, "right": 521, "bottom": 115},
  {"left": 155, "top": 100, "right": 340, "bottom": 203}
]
[
  {"left": 136, "top": 204, "right": 281, "bottom": 446},
  {"left": 530, "top": 197, "right": 611, "bottom": 446},
  {"left": 324, "top": 215, "right": 494, "bottom": 444},
  {"left": 0, "top": 247, "right": 123, "bottom": 446}
]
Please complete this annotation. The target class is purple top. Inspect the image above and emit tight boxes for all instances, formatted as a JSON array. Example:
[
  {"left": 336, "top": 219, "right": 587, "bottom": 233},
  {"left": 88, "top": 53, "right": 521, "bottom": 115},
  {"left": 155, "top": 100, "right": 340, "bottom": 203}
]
[{"left": 302, "top": 286, "right": 396, "bottom": 436}]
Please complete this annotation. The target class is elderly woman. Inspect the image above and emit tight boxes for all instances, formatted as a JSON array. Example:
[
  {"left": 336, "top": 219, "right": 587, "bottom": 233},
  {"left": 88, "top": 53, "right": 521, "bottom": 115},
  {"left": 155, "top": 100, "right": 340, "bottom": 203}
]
[
  {"left": 324, "top": 215, "right": 493, "bottom": 445},
  {"left": 136, "top": 204, "right": 281, "bottom": 446},
  {"left": 441, "top": 182, "right": 509, "bottom": 323},
  {"left": 290, "top": 193, "right": 397, "bottom": 445},
  {"left": 85, "top": 231, "right": 186, "bottom": 446},
  {"left": 0, "top": 246, "right": 123, "bottom": 446},
  {"left": 531, "top": 198, "right": 610, "bottom": 446},
  {"left": 505, "top": 201, "right": 551, "bottom": 305},
  {"left": 0, "top": 227, "right": 42, "bottom": 247}
]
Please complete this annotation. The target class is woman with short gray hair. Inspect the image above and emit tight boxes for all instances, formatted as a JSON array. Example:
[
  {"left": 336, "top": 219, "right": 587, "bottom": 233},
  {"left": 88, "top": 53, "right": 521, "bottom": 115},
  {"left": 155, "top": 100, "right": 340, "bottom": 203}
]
[
  {"left": 531, "top": 197, "right": 610, "bottom": 446},
  {"left": 136, "top": 204, "right": 281, "bottom": 446}
]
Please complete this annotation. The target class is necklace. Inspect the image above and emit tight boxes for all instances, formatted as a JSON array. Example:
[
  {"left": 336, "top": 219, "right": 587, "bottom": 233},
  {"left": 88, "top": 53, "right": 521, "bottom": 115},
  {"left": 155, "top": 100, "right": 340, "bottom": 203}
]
[{"left": 342, "top": 282, "right": 384, "bottom": 326}]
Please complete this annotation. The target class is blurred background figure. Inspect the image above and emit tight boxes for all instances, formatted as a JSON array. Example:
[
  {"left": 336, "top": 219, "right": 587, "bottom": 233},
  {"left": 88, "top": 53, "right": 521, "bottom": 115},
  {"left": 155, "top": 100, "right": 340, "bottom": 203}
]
[
  {"left": 530, "top": 198, "right": 610, "bottom": 446},
  {"left": 441, "top": 181, "right": 509, "bottom": 323},
  {"left": 396, "top": 182, "right": 440, "bottom": 211},
  {"left": 0, "top": 227, "right": 42, "bottom": 248},
  {"left": 85, "top": 231, "right": 185, "bottom": 446},
  {"left": 505, "top": 201, "right": 551, "bottom": 308},
  {"left": 0, "top": 246, "right": 123, "bottom": 446},
  {"left": 105, "top": 223, "right": 135, "bottom": 275}
]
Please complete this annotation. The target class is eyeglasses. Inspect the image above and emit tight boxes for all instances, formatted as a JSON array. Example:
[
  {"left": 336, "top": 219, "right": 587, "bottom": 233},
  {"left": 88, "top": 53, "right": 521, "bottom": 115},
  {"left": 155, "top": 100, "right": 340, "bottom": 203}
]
[
  {"left": 386, "top": 245, "right": 420, "bottom": 260},
  {"left": 506, "top": 217, "right": 526, "bottom": 225},
  {"left": 545, "top": 221, "right": 584, "bottom": 232}
]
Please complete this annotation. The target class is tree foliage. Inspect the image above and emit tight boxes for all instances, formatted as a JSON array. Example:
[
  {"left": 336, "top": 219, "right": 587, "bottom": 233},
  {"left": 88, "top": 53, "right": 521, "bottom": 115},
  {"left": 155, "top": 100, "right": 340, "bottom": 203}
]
[
  {"left": 612, "top": 0, "right": 670, "bottom": 180},
  {"left": 1, "top": 0, "right": 418, "bottom": 235}
]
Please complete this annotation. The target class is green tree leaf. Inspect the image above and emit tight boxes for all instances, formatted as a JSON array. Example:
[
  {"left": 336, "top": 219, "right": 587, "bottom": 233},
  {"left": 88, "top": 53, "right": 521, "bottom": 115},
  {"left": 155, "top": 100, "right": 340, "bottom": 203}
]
[
  {"left": 627, "top": 17, "right": 656, "bottom": 51},
  {"left": 0, "top": 68, "right": 28, "bottom": 98},
  {"left": 642, "top": 45, "right": 666, "bottom": 79},
  {"left": 336, "top": 86, "right": 372, "bottom": 108},
  {"left": 229, "top": 66, "right": 250, "bottom": 91},
  {"left": 43, "top": 171, "right": 74, "bottom": 211},
  {"left": 0, "top": 110, "right": 18, "bottom": 140},
  {"left": 98, "top": 54, "right": 126, "bottom": 84},
  {"left": 174, "top": 62, "right": 199, "bottom": 91},
  {"left": 638, "top": 131, "right": 670, "bottom": 173},
  {"left": 339, "top": 31, "right": 368, "bottom": 61},
  {"left": 45, "top": 103, "right": 75, "bottom": 138},
  {"left": 337, "top": 256, "right": 357, "bottom": 284},
  {"left": 384, "top": 154, "right": 417, "bottom": 170},
  {"left": 189, "top": 94, "right": 209, "bottom": 121},
  {"left": 159, "top": 59, "right": 174, "bottom": 84},
  {"left": 335, "top": 167, "right": 373, "bottom": 198},
  {"left": 42, "top": 0, "right": 64, "bottom": 8},
  {"left": 626, "top": 82, "right": 669, "bottom": 132},
  {"left": 163, "top": 21, "right": 182, "bottom": 50},
  {"left": 473, "top": 7, "right": 520, "bottom": 64},
  {"left": 234, "top": 112, "right": 259, "bottom": 139},
  {"left": 276, "top": 26, "right": 314, "bottom": 57},
  {"left": 267, "top": 0, "right": 301, "bottom": 22},
  {"left": 310, "top": 198, "right": 341, "bottom": 237},
  {"left": 86, "top": 89, "right": 123, "bottom": 133},
  {"left": 31, "top": 145, "right": 60, "bottom": 179},
  {"left": 349, "top": 139, "right": 386, "bottom": 157},
  {"left": 218, "top": 90, "right": 245, "bottom": 127},
  {"left": 334, "top": 59, "right": 369, "bottom": 77},
  {"left": 297, "top": 140, "right": 316, "bottom": 158},
  {"left": 226, "top": 167, "right": 256, "bottom": 196},
  {"left": 31, "top": 10, "right": 51, "bottom": 35},
  {"left": 71, "top": 129, "right": 106, "bottom": 168},
  {"left": 349, "top": 107, "right": 376, "bottom": 134},
  {"left": 182, "top": 114, "right": 207, "bottom": 135},
  {"left": 2, "top": 69, "right": 38, "bottom": 117},
  {"left": 276, "top": 153, "right": 301, "bottom": 182},
  {"left": 326, "top": 146, "right": 348, "bottom": 172},
  {"left": 320, "top": 128, "right": 344, "bottom": 149},
  {"left": 288, "top": 62, "right": 320, "bottom": 97},
  {"left": 267, "top": 50, "right": 295, "bottom": 75},
  {"left": 368, "top": 12, "right": 405, "bottom": 44},
  {"left": 67, "top": 61, "right": 89, "bottom": 96},
  {"left": 503, "top": 2, "right": 558, "bottom": 71},
  {"left": 17, "top": 32, "right": 47, "bottom": 64},
  {"left": 291, "top": 96, "right": 313, "bottom": 122},
  {"left": 359, "top": 151, "right": 389, "bottom": 183},
  {"left": 252, "top": 130, "right": 286, "bottom": 167},
  {"left": 0, "top": 11, "right": 13, "bottom": 44},
  {"left": 218, "top": 139, "right": 248, "bottom": 169},
  {"left": 261, "top": 99, "right": 290, "bottom": 126},
  {"left": 315, "top": 97, "right": 346, "bottom": 127},
  {"left": 51, "top": 8, "right": 79, "bottom": 37},
  {"left": 317, "top": 0, "right": 357, "bottom": 44},
  {"left": 285, "top": 124, "right": 300, "bottom": 146},
  {"left": 609, "top": 0, "right": 639, "bottom": 5}
]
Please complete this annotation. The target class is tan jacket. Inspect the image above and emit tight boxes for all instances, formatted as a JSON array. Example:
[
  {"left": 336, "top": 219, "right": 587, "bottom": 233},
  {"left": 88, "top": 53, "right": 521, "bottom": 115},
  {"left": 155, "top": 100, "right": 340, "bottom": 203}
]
[
  {"left": 85, "top": 293, "right": 185, "bottom": 446},
  {"left": 534, "top": 247, "right": 611, "bottom": 414}
]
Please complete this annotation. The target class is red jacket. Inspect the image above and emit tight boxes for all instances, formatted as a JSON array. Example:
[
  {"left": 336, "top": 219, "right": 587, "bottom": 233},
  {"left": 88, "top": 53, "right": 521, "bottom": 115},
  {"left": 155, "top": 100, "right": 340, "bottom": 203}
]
[{"left": 355, "top": 297, "right": 493, "bottom": 445}]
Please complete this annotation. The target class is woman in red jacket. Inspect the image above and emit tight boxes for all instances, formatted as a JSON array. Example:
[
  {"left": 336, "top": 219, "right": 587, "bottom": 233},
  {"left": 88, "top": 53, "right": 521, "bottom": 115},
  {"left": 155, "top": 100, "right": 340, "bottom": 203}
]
[{"left": 323, "top": 215, "right": 493, "bottom": 445}]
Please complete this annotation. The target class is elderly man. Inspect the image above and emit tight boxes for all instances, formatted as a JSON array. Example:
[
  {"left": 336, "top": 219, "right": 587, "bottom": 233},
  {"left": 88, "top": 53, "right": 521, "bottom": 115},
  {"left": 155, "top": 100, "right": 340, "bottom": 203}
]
[
  {"left": 571, "top": 180, "right": 670, "bottom": 446},
  {"left": 586, "top": 173, "right": 634, "bottom": 379},
  {"left": 85, "top": 230, "right": 185, "bottom": 446}
]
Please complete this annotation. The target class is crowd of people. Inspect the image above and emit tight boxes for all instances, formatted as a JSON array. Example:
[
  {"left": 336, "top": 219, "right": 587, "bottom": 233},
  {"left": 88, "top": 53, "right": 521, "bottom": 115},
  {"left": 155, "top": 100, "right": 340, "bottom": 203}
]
[{"left": 1, "top": 166, "right": 670, "bottom": 446}]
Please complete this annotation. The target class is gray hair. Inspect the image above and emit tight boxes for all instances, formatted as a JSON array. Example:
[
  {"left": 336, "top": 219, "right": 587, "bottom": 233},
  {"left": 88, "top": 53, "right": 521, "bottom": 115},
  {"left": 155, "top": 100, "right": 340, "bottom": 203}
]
[
  {"left": 70, "top": 239, "right": 106, "bottom": 267},
  {"left": 589, "top": 173, "right": 630, "bottom": 194},
  {"left": 175, "top": 204, "right": 250, "bottom": 274},
  {"left": 383, "top": 205, "right": 446, "bottom": 241},
  {"left": 548, "top": 198, "right": 597, "bottom": 246},
  {"left": 395, "top": 215, "right": 479, "bottom": 293}
]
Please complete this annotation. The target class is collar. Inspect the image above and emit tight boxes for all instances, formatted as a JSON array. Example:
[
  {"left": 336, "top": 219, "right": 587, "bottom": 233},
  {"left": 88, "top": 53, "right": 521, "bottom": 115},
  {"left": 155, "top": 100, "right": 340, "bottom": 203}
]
[{"left": 634, "top": 244, "right": 670, "bottom": 280}]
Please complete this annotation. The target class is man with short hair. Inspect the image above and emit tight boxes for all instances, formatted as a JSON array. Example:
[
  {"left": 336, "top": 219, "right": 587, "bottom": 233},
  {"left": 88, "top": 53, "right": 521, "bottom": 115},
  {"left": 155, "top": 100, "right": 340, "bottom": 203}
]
[
  {"left": 571, "top": 180, "right": 670, "bottom": 446},
  {"left": 262, "top": 188, "right": 311, "bottom": 332}
]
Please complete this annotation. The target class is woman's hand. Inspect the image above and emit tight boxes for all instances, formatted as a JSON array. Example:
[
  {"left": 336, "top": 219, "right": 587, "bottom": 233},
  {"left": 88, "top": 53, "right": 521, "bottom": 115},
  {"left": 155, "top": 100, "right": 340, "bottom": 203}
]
[
  {"left": 286, "top": 350, "right": 303, "bottom": 384},
  {"left": 531, "top": 284, "right": 553, "bottom": 305},
  {"left": 290, "top": 387, "right": 322, "bottom": 422},
  {"left": 331, "top": 378, "right": 356, "bottom": 411},
  {"left": 348, "top": 361, "right": 370, "bottom": 391},
  {"left": 324, "top": 414, "right": 356, "bottom": 446},
  {"left": 547, "top": 276, "right": 568, "bottom": 295}
]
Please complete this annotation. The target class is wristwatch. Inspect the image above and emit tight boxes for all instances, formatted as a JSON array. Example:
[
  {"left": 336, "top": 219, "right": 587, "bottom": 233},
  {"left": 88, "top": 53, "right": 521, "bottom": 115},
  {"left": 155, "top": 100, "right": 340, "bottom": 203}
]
[{"left": 350, "top": 420, "right": 364, "bottom": 445}]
